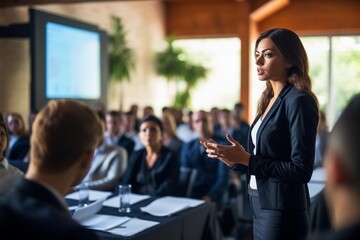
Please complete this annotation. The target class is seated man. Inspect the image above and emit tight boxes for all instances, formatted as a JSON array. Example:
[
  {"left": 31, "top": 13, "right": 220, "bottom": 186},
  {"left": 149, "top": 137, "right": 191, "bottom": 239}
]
[
  {"left": 181, "top": 110, "right": 230, "bottom": 206},
  {"left": 0, "top": 99, "right": 103, "bottom": 239},
  {"left": 80, "top": 134, "right": 128, "bottom": 192},
  {"left": 308, "top": 94, "right": 360, "bottom": 240},
  {"left": 105, "top": 110, "right": 135, "bottom": 158}
]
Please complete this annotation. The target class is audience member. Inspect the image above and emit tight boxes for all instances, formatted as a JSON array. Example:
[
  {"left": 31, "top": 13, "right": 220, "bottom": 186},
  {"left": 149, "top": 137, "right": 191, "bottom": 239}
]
[
  {"left": 143, "top": 105, "right": 154, "bottom": 118},
  {"left": 129, "top": 104, "right": 141, "bottom": 132},
  {"left": 120, "top": 115, "right": 179, "bottom": 197},
  {"left": 0, "top": 99, "right": 102, "bottom": 239},
  {"left": 314, "top": 110, "right": 330, "bottom": 169},
  {"left": 105, "top": 110, "right": 135, "bottom": 158},
  {"left": 6, "top": 112, "right": 30, "bottom": 161},
  {"left": 121, "top": 111, "right": 142, "bottom": 150},
  {"left": 210, "top": 107, "right": 221, "bottom": 133},
  {"left": 202, "top": 28, "right": 319, "bottom": 239},
  {"left": 177, "top": 110, "right": 198, "bottom": 143},
  {"left": 6, "top": 112, "right": 30, "bottom": 173},
  {"left": 308, "top": 93, "right": 360, "bottom": 240},
  {"left": 0, "top": 120, "right": 24, "bottom": 193},
  {"left": 232, "top": 102, "right": 250, "bottom": 149},
  {"left": 216, "top": 108, "right": 250, "bottom": 149},
  {"left": 181, "top": 110, "right": 230, "bottom": 206},
  {"left": 79, "top": 111, "right": 128, "bottom": 191},
  {"left": 161, "top": 111, "right": 183, "bottom": 158}
]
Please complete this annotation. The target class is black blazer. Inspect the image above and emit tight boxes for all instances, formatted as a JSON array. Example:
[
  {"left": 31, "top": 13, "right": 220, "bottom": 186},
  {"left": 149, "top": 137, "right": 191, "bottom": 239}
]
[
  {"left": 234, "top": 83, "right": 318, "bottom": 210},
  {"left": 7, "top": 136, "right": 30, "bottom": 161},
  {"left": 120, "top": 146, "right": 179, "bottom": 197},
  {"left": 0, "top": 179, "right": 98, "bottom": 240}
]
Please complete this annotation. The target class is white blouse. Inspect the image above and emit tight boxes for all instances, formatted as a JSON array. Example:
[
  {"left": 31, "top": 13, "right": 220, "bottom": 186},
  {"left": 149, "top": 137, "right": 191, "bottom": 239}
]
[{"left": 249, "top": 117, "right": 262, "bottom": 190}]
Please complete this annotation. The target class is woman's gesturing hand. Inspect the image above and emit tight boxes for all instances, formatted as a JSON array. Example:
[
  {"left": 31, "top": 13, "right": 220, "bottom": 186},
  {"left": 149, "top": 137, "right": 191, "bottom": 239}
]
[{"left": 200, "top": 134, "right": 250, "bottom": 167}]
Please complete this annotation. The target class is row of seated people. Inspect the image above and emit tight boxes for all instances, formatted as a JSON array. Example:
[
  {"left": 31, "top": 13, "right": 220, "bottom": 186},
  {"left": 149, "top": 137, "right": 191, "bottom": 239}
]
[
  {"left": 0, "top": 103, "right": 333, "bottom": 238},
  {"left": 80, "top": 110, "right": 250, "bottom": 209},
  {"left": 0, "top": 107, "right": 249, "bottom": 236}
]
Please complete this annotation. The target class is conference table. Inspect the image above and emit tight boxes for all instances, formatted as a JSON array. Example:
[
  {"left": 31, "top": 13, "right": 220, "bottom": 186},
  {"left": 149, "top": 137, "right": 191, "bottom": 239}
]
[{"left": 67, "top": 195, "right": 221, "bottom": 240}]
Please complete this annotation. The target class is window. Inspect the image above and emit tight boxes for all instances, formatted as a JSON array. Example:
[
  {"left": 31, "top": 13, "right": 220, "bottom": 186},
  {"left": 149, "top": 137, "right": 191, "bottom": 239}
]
[
  {"left": 173, "top": 38, "right": 241, "bottom": 111},
  {"left": 301, "top": 35, "right": 360, "bottom": 128}
]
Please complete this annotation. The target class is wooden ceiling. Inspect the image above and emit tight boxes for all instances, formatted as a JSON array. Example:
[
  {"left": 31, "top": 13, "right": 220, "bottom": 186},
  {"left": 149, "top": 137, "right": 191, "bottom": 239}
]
[{"left": 0, "top": 0, "right": 269, "bottom": 10}]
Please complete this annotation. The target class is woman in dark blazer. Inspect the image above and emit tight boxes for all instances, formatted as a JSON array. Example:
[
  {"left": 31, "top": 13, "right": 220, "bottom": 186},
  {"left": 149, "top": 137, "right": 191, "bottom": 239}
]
[
  {"left": 121, "top": 115, "right": 179, "bottom": 197},
  {"left": 202, "top": 28, "right": 319, "bottom": 240}
]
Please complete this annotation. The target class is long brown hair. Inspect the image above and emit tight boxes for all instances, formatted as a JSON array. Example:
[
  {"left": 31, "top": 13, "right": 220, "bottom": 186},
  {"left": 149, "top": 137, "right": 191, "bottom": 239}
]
[{"left": 255, "top": 28, "right": 318, "bottom": 116}]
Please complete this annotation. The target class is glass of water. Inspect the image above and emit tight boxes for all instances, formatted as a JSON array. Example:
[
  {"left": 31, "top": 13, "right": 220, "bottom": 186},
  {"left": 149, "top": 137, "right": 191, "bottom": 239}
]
[
  {"left": 118, "top": 184, "right": 131, "bottom": 213},
  {"left": 78, "top": 182, "right": 89, "bottom": 207}
]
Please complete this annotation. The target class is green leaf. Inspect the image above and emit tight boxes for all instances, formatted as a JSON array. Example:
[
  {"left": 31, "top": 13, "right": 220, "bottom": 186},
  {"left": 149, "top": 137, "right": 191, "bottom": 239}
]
[{"left": 108, "top": 16, "right": 135, "bottom": 82}]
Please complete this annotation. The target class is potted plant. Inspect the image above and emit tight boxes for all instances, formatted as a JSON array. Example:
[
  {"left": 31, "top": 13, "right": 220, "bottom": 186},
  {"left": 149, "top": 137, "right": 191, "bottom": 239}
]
[
  {"left": 155, "top": 36, "right": 208, "bottom": 108},
  {"left": 108, "top": 16, "right": 135, "bottom": 109}
]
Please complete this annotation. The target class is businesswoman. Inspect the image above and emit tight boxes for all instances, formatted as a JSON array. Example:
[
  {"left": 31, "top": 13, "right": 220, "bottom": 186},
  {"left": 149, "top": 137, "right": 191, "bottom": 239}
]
[
  {"left": 202, "top": 28, "right": 319, "bottom": 240},
  {"left": 120, "top": 115, "right": 180, "bottom": 197}
]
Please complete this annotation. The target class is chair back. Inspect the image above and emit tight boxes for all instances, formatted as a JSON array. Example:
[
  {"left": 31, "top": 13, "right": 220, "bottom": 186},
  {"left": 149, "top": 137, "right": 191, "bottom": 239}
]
[{"left": 179, "top": 167, "right": 197, "bottom": 197}]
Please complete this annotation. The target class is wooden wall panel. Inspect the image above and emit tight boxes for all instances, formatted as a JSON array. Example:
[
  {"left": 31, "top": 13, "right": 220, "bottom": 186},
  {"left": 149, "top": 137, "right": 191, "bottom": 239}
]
[
  {"left": 165, "top": 1, "right": 240, "bottom": 38},
  {"left": 257, "top": 0, "right": 360, "bottom": 34}
]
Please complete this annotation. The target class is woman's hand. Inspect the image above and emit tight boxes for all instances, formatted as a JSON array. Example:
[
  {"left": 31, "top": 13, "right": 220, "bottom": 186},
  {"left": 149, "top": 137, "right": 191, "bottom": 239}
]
[{"left": 200, "top": 134, "right": 250, "bottom": 167}]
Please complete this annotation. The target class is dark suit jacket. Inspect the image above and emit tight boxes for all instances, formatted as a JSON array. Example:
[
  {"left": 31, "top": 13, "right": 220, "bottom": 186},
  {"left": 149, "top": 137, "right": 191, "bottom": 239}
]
[
  {"left": 117, "top": 135, "right": 135, "bottom": 158},
  {"left": 233, "top": 83, "right": 319, "bottom": 210},
  {"left": 0, "top": 178, "right": 98, "bottom": 240},
  {"left": 181, "top": 136, "right": 230, "bottom": 202},
  {"left": 7, "top": 136, "right": 30, "bottom": 161},
  {"left": 120, "top": 146, "right": 179, "bottom": 197}
]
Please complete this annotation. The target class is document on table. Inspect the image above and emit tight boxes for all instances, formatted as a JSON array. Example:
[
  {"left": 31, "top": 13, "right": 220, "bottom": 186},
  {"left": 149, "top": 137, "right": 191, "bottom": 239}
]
[
  {"left": 65, "top": 189, "right": 112, "bottom": 201},
  {"left": 140, "top": 196, "right": 205, "bottom": 217},
  {"left": 103, "top": 193, "right": 150, "bottom": 208},
  {"left": 79, "top": 214, "right": 131, "bottom": 231},
  {"left": 107, "top": 218, "right": 159, "bottom": 237},
  {"left": 72, "top": 197, "right": 106, "bottom": 221}
]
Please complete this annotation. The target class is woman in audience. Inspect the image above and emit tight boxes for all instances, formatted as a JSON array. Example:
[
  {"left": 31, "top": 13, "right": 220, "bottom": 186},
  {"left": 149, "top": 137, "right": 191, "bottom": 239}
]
[
  {"left": 202, "top": 28, "right": 319, "bottom": 240},
  {"left": 120, "top": 115, "right": 179, "bottom": 196},
  {"left": 0, "top": 120, "right": 24, "bottom": 193},
  {"left": 5, "top": 112, "right": 30, "bottom": 173},
  {"left": 161, "top": 112, "right": 183, "bottom": 158}
]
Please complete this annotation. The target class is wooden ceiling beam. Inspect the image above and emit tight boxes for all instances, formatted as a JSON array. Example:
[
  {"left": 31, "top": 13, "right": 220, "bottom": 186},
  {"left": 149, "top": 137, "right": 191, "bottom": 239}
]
[{"left": 250, "top": 0, "right": 290, "bottom": 22}]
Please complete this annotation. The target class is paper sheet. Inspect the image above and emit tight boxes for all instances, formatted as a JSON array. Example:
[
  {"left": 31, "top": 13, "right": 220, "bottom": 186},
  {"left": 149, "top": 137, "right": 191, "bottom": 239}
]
[
  {"left": 79, "top": 214, "right": 131, "bottom": 231},
  {"left": 140, "top": 196, "right": 204, "bottom": 217},
  {"left": 103, "top": 193, "right": 150, "bottom": 208},
  {"left": 107, "top": 218, "right": 159, "bottom": 237},
  {"left": 65, "top": 189, "right": 112, "bottom": 201},
  {"left": 72, "top": 197, "right": 106, "bottom": 221}
]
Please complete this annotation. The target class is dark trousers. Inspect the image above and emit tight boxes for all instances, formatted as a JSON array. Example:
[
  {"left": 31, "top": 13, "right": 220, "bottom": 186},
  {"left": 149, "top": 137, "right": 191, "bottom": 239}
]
[{"left": 249, "top": 195, "right": 309, "bottom": 240}]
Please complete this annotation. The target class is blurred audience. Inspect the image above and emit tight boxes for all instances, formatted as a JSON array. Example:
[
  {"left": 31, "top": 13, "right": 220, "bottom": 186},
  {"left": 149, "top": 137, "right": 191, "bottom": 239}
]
[
  {"left": 177, "top": 110, "right": 198, "bottom": 143},
  {"left": 210, "top": 107, "right": 221, "bottom": 133},
  {"left": 120, "top": 111, "right": 142, "bottom": 150},
  {"left": 232, "top": 102, "right": 250, "bottom": 149},
  {"left": 105, "top": 110, "right": 135, "bottom": 158},
  {"left": 161, "top": 111, "right": 183, "bottom": 158},
  {"left": 181, "top": 110, "right": 230, "bottom": 206},
  {"left": 5, "top": 112, "right": 30, "bottom": 173},
  {"left": 6, "top": 112, "right": 30, "bottom": 161},
  {"left": 143, "top": 105, "right": 154, "bottom": 118},
  {"left": 79, "top": 111, "right": 128, "bottom": 191},
  {"left": 0, "top": 120, "right": 24, "bottom": 193}
]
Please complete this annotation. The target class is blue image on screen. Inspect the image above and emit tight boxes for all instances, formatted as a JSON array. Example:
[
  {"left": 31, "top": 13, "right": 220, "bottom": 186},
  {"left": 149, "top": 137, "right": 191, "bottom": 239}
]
[{"left": 46, "top": 22, "right": 101, "bottom": 99}]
